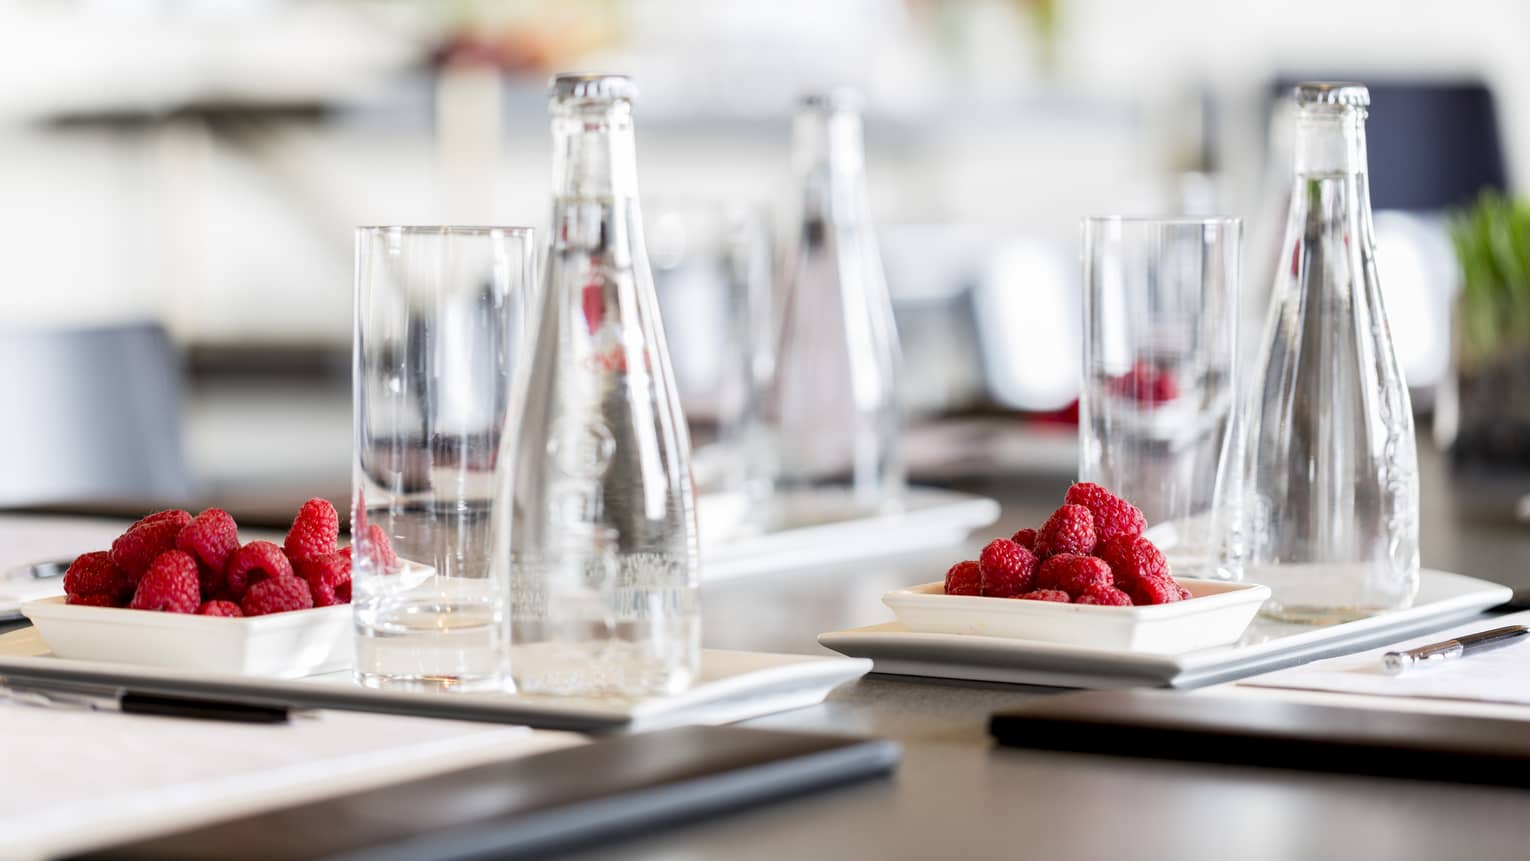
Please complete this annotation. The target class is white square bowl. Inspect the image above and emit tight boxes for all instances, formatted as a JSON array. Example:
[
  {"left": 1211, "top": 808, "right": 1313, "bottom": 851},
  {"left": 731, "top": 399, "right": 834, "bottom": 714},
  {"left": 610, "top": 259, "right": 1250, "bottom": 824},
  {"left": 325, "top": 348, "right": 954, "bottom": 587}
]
[
  {"left": 20, "top": 597, "right": 352, "bottom": 678},
  {"left": 881, "top": 579, "right": 1270, "bottom": 654}
]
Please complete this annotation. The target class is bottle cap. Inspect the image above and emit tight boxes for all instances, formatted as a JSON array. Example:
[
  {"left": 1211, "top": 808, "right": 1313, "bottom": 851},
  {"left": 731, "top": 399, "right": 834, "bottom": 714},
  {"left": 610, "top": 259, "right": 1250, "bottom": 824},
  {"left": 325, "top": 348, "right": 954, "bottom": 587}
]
[
  {"left": 1293, "top": 82, "right": 1369, "bottom": 108},
  {"left": 799, "top": 88, "right": 863, "bottom": 114},
  {"left": 550, "top": 74, "right": 637, "bottom": 104}
]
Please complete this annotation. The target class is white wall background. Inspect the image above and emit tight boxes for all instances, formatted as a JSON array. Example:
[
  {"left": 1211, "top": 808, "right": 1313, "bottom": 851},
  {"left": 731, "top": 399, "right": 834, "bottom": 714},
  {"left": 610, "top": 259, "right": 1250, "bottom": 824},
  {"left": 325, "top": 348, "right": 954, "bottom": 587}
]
[{"left": 0, "top": 0, "right": 1522, "bottom": 346}]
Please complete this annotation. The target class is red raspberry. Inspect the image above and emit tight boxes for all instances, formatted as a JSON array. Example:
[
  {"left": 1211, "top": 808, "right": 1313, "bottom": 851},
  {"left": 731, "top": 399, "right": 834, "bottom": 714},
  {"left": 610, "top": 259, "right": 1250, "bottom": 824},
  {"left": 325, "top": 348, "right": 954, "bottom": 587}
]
[
  {"left": 63, "top": 551, "right": 131, "bottom": 602},
  {"left": 129, "top": 551, "right": 201, "bottom": 613},
  {"left": 1110, "top": 360, "right": 1179, "bottom": 405},
  {"left": 197, "top": 600, "right": 243, "bottom": 617},
  {"left": 1010, "top": 528, "right": 1037, "bottom": 551},
  {"left": 110, "top": 510, "right": 192, "bottom": 581},
  {"left": 127, "top": 509, "right": 194, "bottom": 532},
  {"left": 1017, "top": 589, "right": 1071, "bottom": 603},
  {"left": 1177, "top": 584, "right": 1194, "bottom": 601},
  {"left": 284, "top": 498, "right": 340, "bottom": 564},
  {"left": 225, "top": 541, "right": 294, "bottom": 597},
  {"left": 1076, "top": 585, "right": 1133, "bottom": 606},
  {"left": 1064, "top": 482, "right": 1145, "bottom": 549},
  {"left": 1096, "top": 534, "right": 1171, "bottom": 591},
  {"left": 175, "top": 508, "right": 240, "bottom": 595},
  {"left": 298, "top": 550, "right": 353, "bottom": 607},
  {"left": 354, "top": 523, "right": 398, "bottom": 571},
  {"left": 1036, "top": 553, "right": 1113, "bottom": 597},
  {"left": 1125, "top": 576, "right": 1184, "bottom": 606},
  {"left": 67, "top": 592, "right": 118, "bottom": 607},
  {"left": 978, "top": 538, "right": 1038, "bottom": 598},
  {"left": 240, "top": 576, "right": 314, "bottom": 616},
  {"left": 1035, "top": 504, "right": 1096, "bottom": 558},
  {"left": 943, "top": 560, "right": 981, "bottom": 596}
]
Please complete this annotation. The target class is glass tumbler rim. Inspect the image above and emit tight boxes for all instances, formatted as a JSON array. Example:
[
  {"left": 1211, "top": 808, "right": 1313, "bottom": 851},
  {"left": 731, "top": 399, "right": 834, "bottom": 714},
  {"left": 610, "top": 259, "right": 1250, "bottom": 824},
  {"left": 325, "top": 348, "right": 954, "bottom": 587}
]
[
  {"left": 1082, "top": 215, "right": 1242, "bottom": 228},
  {"left": 354, "top": 225, "right": 536, "bottom": 237}
]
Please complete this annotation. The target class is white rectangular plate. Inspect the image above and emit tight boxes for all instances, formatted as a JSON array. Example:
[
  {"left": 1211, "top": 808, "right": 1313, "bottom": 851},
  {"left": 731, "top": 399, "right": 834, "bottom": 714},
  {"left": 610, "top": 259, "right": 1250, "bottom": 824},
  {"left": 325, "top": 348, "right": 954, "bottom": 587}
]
[
  {"left": 700, "top": 486, "right": 999, "bottom": 581},
  {"left": 0, "top": 630, "right": 871, "bottom": 732},
  {"left": 819, "top": 569, "right": 1511, "bottom": 689},
  {"left": 883, "top": 579, "right": 1270, "bottom": 653}
]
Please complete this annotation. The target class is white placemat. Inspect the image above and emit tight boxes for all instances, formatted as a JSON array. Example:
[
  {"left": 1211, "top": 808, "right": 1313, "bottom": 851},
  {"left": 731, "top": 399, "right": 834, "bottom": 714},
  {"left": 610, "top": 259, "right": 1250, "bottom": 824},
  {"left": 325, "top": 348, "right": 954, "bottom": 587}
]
[
  {"left": 1240, "top": 609, "right": 1530, "bottom": 707},
  {"left": 0, "top": 702, "right": 584, "bottom": 860}
]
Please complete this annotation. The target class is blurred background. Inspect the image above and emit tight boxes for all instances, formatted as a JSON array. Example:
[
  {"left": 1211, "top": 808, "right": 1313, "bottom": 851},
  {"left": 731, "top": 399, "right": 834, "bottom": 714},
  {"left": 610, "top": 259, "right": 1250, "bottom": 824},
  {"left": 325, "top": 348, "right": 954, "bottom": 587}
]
[{"left": 2, "top": 0, "right": 1526, "bottom": 523}]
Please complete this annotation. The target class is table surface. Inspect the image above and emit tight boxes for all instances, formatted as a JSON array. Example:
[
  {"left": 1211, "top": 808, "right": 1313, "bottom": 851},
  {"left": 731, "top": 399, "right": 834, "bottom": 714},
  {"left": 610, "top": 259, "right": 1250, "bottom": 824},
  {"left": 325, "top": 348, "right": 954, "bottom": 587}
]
[
  {"left": 565, "top": 444, "right": 1530, "bottom": 861},
  {"left": 15, "top": 441, "right": 1530, "bottom": 860}
]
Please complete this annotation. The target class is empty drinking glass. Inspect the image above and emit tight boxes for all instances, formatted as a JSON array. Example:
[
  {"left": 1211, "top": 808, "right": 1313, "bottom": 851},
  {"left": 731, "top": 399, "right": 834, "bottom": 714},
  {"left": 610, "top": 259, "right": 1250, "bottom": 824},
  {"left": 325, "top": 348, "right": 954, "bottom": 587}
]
[
  {"left": 1080, "top": 216, "right": 1241, "bottom": 578},
  {"left": 352, "top": 225, "right": 534, "bottom": 691}
]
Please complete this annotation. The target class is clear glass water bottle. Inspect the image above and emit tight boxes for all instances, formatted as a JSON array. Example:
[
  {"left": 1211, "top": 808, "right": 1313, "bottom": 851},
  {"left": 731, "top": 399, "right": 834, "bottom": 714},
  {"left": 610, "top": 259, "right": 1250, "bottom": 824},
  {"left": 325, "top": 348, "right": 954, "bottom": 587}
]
[
  {"left": 764, "top": 90, "right": 903, "bottom": 514},
  {"left": 508, "top": 74, "right": 700, "bottom": 696},
  {"left": 1233, "top": 82, "right": 1419, "bottom": 622}
]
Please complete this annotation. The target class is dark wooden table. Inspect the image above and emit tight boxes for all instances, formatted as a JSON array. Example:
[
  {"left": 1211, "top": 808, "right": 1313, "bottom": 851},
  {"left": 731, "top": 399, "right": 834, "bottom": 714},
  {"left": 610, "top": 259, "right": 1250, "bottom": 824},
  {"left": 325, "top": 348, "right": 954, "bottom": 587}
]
[{"left": 561, "top": 444, "right": 1530, "bottom": 860}]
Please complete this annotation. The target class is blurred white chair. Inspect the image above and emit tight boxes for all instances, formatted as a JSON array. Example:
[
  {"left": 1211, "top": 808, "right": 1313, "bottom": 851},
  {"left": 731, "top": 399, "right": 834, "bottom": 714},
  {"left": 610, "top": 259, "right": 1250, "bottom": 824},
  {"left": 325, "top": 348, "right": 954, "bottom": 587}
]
[{"left": 0, "top": 323, "right": 194, "bottom": 507}]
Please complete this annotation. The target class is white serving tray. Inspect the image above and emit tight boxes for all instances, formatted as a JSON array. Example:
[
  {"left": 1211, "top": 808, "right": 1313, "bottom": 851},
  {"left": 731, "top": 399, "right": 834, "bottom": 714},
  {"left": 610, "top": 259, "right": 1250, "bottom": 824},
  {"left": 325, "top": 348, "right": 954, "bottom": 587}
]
[
  {"left": 700, "top": 486, "right": 1000, "bottom": 581},
  {"left": 883, "top": 579, "right": 1269, "bottom": 653},
  {"left": 0, "top": 628, "right": 870, "bottom": 733},
  {"left": 819, "top": 569, "right": 1511, "bottom": 690}
]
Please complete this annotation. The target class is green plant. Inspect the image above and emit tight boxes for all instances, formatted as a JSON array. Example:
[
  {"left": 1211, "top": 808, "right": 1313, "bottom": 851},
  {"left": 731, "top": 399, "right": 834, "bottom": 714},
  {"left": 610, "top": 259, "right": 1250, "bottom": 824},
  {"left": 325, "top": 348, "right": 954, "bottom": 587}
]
[{"left": 1450, "top": 190, "right": 1530, "bottom": 369}]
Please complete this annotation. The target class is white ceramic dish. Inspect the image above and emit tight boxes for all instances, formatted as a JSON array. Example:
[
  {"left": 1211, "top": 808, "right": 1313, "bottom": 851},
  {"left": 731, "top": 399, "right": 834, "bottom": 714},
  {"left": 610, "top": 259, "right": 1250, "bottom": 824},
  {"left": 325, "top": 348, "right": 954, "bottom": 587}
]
[
  {"left": 882, "top": 579, "right": 1270, "bottom": 654},
  {"left": 823, "top": 569, "right": 1512, "bottom": 689},
  {"left": 20, "top": 597, "right": 351, "bottom": 678}
]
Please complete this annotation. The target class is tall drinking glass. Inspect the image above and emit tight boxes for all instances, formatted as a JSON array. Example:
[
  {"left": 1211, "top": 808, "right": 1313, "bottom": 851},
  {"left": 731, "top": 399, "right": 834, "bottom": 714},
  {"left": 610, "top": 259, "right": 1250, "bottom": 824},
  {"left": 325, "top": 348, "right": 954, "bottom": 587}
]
[
  {"left": 1080, "top": 217, "right": 1241, "bottom": 578},
  {"left": 352, "top": 225, "right": 534, "bottom": 691}
]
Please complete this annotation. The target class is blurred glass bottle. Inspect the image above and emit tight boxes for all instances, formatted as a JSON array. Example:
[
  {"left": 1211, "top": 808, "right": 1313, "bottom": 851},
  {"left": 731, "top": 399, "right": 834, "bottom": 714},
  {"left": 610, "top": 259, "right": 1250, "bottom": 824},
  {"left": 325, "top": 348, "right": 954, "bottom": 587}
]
[
  {"left": 765, "top": 90, "right": 903, "bottom": 513},
  {"left": 508, "top": 75, "right": 700, "bottom": 696},
  {"left": 1243, "top": 94, "right": 1298, "bottom": 373},
  {"left": 1232, "top": 82, "right": 1419, "bottom": 622}
]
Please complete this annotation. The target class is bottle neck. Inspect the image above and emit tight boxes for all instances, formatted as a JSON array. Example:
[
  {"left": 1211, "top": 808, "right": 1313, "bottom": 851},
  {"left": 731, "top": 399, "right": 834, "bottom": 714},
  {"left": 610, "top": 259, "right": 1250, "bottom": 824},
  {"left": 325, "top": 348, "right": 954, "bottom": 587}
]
[
  {"left": 550, "top": 100, "right": 642, "bottom": 262},
  {"left": 551, "top": 100, "right": 640, "bottom": 203},
  {"left": 792, "top": 108, "right": 870, "bottom": 232},
  {"left": 793, "top": 108, "right": 866, "bottom": 177},
  {"left": 1291, "top": 104, "right": 1368, "bottom": 177}
]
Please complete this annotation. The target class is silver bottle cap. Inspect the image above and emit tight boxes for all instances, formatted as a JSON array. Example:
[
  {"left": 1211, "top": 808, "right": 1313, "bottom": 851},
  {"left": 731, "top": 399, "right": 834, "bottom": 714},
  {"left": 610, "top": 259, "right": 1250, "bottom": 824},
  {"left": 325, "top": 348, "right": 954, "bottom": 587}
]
[
  {"left": 799, "top": 88, "right": 862, "bottom": 114},
  {"left": 1293, "top": 82, "right": 1369, "bottom": 108},
  {"left": 550, "top": 74, "right": 636, "bottom": 104}
]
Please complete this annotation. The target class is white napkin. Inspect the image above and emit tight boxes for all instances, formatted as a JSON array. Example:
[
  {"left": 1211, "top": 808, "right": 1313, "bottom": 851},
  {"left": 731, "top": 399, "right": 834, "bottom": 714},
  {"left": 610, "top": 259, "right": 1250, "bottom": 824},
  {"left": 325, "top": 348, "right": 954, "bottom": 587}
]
[{"left": 1242, "top": 609, "right": 1530, "bottom": 707}]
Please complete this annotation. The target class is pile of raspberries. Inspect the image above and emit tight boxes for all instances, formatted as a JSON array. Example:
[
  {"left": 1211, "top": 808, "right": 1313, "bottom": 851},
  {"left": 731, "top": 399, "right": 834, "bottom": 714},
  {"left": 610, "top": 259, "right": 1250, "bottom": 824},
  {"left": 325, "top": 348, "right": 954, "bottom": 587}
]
[
  {"left": 61, "top": 499, "right": 395, "bottom": 617},
  {"left": 944, "top": 482, "right": 1191, "bottom": 606}
]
